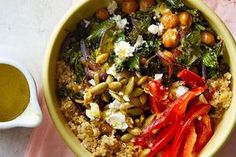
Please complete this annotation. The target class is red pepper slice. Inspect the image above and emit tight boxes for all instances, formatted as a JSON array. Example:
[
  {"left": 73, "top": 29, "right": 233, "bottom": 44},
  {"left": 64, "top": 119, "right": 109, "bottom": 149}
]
[
  {"left": 183, "top": 124, "right": 197, "bottom": 157},
  {"left": 147, "top": 123, "right": 179, "bottom": 157},
  {"left": 170, "top": 103, "right": 211, "bottom": 157},
  {"left": 195, "top": 114, "right": 213, "bottom": 152},
  {"left": 161, "top": 145, "right": 171, "bottom": 157},
  {"left": 134, "top": 88, "right": 201, "bottom": 147},
  {"left": 177, "top": 69, "right": 205, "bottom": 88},
  {"left": 147, "top": 80, "right": 169, "bottom": 114}
]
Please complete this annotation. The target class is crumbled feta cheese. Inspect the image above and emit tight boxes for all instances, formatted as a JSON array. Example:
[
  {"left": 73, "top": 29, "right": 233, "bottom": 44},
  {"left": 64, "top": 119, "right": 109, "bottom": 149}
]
[
  {"left": 123, "top": 95, "right": 130, "bottom": 102},
  {"left": 118, "top": 91, "right": 124, "bottom": 96},
  {"left": 85, "top": 103, "right": 101, "bottom": 120},
  {"left": 110, "top": 15, "right": 128, "bottom": 29},
  {"left": 134, "top": 35, "right": 146, "bottom": 48},
  {"left": 148, "top": 23, "right": 164, "bottom": 36},
  {"left": 88, "top": 79, "right": 95, "bottom": 86},
  {"left": 114, "top": 41, "right": 135, "bottom": 60},
  {"left": 109, "top": 100, "right": 121, "bottom": 110},
  {"left": 107, "top": 0, "right": 118, "bottom": 15},
  {"left": 154, "top": 73, "right": 163, "bottom": 82},
  {"left": 176, "top": 86, "right": 189, "bottom": 97},
  {"left": 106, "top": 64, "right": 122, "bottom": 80},
  {"left": 83, "top": 19, "right": 90, "bottom": 28},
  {"left": 106, "top": 112, "right": 128, "bottom": 130},
  {"left": 107, "top": 64, "right": 116, "bottom": 76}
]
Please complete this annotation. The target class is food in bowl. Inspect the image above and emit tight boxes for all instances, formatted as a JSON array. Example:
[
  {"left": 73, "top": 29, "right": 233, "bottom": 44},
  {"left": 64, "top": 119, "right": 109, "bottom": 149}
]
[{"left": 56, "top": 0, "right": 232, "bottom": 156}]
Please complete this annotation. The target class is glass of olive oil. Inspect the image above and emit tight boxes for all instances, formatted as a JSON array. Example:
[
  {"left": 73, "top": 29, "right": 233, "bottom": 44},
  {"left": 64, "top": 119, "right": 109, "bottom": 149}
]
[{"left": 0, "top": 59, "right": 42, "bottom": 129}]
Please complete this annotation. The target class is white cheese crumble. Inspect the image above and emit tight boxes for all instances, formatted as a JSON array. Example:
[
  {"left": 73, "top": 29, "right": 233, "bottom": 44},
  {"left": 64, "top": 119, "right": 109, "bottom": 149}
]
[
  {"left": 88, "top": 79, "right": 96, "bottom": 86},
  {"left": 108, "top": 99, "right": 121, "bottom": 110},
  {"left": 154, "top": 73, "right": 163, "bottom": 82},
  {"left": 176, "top": 86, "right": 189, "bottom": 98},
  {"left": 134, "top": 35, "right": 146, "bottom": 49},
  {"left": 105, "top": 112, "right": 128, "bottom": 130},
  {"left": 85, "top": 102, "right": 101, "bottom": 120},
  {"left": 118, "top": 91, "right": 124, "bottom": 96},
  {"left": 110, "top": 15, "right": 128, "bottom": 29},
  {"left": 106, "top": 64, "right": 122, "bottom": 80},
  {"left": 148, "top": 23, "right": 164, "bottom": 36},
  {"left": 114, "top": 40, "right": 135, "bottom": 60},
  {"left": 107, "top": 0, "right": 118, "bottom": 15}
]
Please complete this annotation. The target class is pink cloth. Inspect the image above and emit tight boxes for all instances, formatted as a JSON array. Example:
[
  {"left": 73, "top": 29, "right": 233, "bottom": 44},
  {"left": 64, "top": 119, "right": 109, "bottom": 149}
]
[{"left": 24, "top": 1, "right": 236, "bottom": 157}]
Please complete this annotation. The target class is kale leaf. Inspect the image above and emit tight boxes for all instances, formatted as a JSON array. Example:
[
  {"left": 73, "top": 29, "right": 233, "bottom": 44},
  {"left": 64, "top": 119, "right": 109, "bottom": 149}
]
[
  {"left": 61, "top": 35, "right": 85, "bottom": 83},
  {"left": 127, "top": 55, "right": 140, "bottom": 71},
  {"left": 202, "top": 41, "right": 223, "bottom": 68},
  {"left": 178, "top": 29, "right": 202, "bottom": 66},
  {"left": 185, "top": 29, "right": 201, "bottom": 47},
  {"left": 166, "top": 0, "right": 184, "bottom": 9},
  {"left": 86, "top": 20, "right": 116, "bottom": 41}
]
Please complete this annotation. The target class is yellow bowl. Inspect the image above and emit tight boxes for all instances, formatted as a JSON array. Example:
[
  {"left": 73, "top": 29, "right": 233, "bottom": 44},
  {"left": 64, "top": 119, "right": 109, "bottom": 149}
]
[{"left": 43, "top": 0, "right": 236, "bottom": 156}]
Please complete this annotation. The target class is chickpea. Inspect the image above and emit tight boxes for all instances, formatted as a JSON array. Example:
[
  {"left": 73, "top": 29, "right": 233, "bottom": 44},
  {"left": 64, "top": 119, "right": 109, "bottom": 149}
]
[
  {"left": 162, "top": 29, "right": 180, "bottom": 48},
  {"left": 179, "top": 12, "right": 192, "bottom": 27},
  {"left": 95, "top": 8, "right": 109, "bottom": 21},
  {"left": 160, "top": 12, "right": 179, "bottom": 29},
  {"left": 139, "top": 0, "right": 156, "bottom": 12},
  {"left": 122, "top": 0, "right": 139, "bottom": 14},
  {"left": 201, "top": 31, "right": 215, "bottom": 46}
]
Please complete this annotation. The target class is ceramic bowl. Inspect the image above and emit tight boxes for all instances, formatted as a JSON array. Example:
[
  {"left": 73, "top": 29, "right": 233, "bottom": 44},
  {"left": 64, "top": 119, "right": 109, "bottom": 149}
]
[{"left": 43, "top": 0, "right": 236, "bottom": 156}]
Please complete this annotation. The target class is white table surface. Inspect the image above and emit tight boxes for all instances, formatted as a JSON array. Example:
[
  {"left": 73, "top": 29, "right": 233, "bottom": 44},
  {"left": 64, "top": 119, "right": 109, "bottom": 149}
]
[{"left": 0, "top": 0, "right": 235, "bottom": 157}]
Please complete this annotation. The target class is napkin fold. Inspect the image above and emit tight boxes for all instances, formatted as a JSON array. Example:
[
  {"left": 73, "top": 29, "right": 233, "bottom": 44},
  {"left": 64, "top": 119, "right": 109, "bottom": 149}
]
[{"left": 24, "top": 1, "right": 236, "bottom": 157}]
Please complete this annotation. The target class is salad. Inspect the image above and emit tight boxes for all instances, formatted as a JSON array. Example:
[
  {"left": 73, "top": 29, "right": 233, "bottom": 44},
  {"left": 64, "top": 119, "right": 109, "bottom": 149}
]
[{"left": 56, "top": 0, "right": 232, "bottom": 156}]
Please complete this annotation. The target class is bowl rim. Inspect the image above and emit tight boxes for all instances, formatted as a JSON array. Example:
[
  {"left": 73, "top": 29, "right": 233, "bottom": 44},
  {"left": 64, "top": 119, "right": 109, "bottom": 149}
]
[{"left": 43, "top": 0, "right": 236, "bottom": 156}]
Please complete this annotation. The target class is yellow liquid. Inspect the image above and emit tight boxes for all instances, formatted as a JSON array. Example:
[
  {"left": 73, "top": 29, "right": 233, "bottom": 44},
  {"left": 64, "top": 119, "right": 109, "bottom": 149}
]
[{"left": 0, "top": 64, "right": 30, "bottom": 122}]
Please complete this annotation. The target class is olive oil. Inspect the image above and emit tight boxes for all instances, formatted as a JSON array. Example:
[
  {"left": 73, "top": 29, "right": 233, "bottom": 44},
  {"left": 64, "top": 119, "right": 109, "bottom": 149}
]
[{"left": 0, "top": 64, "right": 30, "bottom": 122}]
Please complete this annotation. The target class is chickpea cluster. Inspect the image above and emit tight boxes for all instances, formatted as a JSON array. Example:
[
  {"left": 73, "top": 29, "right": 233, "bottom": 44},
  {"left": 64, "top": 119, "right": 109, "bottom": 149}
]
[{"left": 95, "top": 0, "right": 216, "bottom": 49}]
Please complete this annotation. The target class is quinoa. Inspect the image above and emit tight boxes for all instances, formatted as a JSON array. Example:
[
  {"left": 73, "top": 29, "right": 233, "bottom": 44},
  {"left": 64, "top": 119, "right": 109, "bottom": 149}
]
[
  {"left": 57, "top": 61, "right": 136, "bottom": 156},
  {"left": 208, "top": 73, "right": 233, "bottom": 123}
]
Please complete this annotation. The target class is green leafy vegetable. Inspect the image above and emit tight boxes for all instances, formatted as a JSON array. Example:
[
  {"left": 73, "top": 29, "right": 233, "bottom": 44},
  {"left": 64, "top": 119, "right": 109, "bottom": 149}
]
[
  {"left": 166, "top": 0, "right": 184, "bottom": 9},
  {"left": 202, "top": 42, "right": 223, "bottom": 68},
  {"left": 114, "top": 57, "right": 124, "bottom": 72},
  {"left": 128, "top": 11, "right": 152, "bottom": 44},
  {"left": 178, "top": 29, "right": 202, "bottom": 66},
  {"left": 61, "top": 39, "right": 85, "bottom": 83},
  {"left": 87, "top": 20, "right": 116, "bottom": 41},
  {"left": 185, "top": 30, "right": 201, "bottom": 47},
  {"left": 100, "top": 29, "right": 117, "bottom": 54},
  {"left": 127, "top": 55, "right": 140, "bottom": 71}
]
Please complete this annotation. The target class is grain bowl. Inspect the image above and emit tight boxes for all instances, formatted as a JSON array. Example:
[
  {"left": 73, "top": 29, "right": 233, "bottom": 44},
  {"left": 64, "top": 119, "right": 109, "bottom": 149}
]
[{"left": 43, "top": 0, "right": 236, "bottom": 156}]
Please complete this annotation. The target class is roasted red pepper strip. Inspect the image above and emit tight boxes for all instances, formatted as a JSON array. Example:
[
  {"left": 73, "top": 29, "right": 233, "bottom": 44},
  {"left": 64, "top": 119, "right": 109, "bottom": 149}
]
[
  {"left": 177, "top": 69, "right": 205, "bottom": 88},
  {"left": 147, "top": 123, "right": 179, "bottom": 157},
  {"left": 170, "top": 103, "right": 211, "bottom": 157},
  {"left": 183, "top": 124, "right": 197, "bottom": 157},
  {"left": 147, "top": 80, "right": 169, "bottom": 113},
  {"left": 161, "top": 145, "right": 171, "bottom": 157},
  {"left": 134, "top": 87, "right": 204, "bottom": 147},
  {"left": 195, "top": 114, "right": 213, "bottom": 152}
]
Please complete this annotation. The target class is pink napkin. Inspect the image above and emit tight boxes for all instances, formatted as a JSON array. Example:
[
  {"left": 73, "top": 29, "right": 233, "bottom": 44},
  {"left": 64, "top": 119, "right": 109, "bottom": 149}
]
[{"left": 24, "top": 1, "right": 236, "bottom": 157}]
